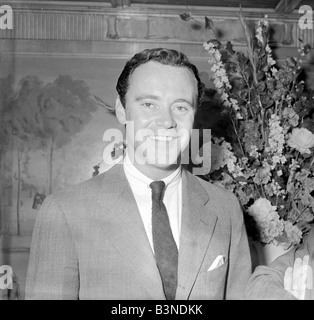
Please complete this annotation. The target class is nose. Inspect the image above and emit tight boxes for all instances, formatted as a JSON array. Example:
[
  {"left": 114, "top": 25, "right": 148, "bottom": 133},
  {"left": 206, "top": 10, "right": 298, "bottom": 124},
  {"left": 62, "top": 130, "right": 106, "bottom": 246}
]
[{"left": 155, "top": 110, "right": 177, "bottom": 129}]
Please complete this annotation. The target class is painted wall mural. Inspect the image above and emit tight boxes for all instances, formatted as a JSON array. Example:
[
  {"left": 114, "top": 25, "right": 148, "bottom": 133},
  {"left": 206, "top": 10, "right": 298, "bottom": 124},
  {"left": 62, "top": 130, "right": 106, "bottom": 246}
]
[{"left": 0, "top": 55, "right": 125, "bottom": 299}]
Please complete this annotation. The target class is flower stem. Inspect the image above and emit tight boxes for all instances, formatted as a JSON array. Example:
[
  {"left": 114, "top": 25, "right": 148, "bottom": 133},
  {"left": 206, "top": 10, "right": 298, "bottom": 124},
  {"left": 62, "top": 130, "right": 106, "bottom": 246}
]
[
  {"left": 239, "top": 11, "right": 258, "bottom": 85},
  {"left": 231, "top": 118, "right": 246, "bottom": 157}
]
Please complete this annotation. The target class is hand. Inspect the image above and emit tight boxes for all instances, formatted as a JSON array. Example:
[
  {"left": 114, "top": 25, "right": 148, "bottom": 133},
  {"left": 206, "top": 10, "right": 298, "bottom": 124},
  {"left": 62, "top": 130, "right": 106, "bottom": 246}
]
[{"left": 284, "top": 255, "right": 312, "bottom": 300}]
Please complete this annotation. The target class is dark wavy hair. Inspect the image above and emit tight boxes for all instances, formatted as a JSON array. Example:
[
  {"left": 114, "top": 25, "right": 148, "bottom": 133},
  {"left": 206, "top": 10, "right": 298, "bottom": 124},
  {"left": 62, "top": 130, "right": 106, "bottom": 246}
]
[{"left": 116, "top": 48, "right": 205, "bottom": 108}]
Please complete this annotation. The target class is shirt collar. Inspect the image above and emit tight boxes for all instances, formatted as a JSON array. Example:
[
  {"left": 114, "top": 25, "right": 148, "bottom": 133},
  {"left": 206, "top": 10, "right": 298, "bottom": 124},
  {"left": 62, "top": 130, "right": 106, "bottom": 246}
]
[{"left": 123, "top": 151, "right": 181, "bottom": 195}]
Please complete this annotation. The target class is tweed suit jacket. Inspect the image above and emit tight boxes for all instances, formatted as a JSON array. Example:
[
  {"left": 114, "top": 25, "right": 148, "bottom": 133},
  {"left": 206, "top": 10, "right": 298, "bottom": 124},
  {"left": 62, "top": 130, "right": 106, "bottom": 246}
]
[
  {"left": 244, "top": 228, "right": 314, "bottom": 300},
  {"left": 25, "top": 164, "right": 252, "bottom": 300}
]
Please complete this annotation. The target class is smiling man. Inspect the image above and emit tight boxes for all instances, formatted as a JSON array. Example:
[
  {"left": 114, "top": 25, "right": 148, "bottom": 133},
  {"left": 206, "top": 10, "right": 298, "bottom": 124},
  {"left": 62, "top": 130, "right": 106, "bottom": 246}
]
[
  {"left": 116, "top": 59, "right": 195, "bottom": 178},
  {"left": 26, "top": 48, "right": 251, "bottom": 300}
]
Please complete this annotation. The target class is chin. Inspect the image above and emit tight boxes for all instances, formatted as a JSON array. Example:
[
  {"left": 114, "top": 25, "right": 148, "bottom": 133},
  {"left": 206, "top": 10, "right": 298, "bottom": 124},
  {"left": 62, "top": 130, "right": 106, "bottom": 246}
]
[
  {"left": 149, "top": 163, "right": 180, "bottom": 173},
  {"left": 146, "top": 153, "right": 181, "bottom": 167}
]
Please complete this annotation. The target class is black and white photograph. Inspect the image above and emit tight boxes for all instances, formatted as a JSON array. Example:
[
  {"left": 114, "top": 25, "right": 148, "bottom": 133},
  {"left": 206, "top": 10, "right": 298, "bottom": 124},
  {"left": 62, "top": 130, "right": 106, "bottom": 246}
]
[{"left": 0, "top": 0, "right": 314, "bottom": 303}]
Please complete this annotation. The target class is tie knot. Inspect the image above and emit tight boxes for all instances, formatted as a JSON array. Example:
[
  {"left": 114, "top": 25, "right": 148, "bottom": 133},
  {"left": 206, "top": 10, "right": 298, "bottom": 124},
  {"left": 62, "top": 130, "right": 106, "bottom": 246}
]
[{"left": 150, "top": 181, "right": 166, "bottom": 201}]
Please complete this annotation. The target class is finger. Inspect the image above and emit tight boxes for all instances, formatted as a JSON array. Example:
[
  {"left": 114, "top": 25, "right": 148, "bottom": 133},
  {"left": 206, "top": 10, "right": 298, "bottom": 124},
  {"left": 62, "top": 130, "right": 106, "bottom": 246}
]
[
  {"left": 303, "top": 255, "right": 310, "bottom": 266},
  {"left": 300, "top": 255, "right": 310, "bottom": 300},
  {"left": 284, "top": 267, "right": 293, "bottom": 292},
  {"left": 306, "top": 261, "right": 313, "bottom": 291},
  {"left": 292, "top": 257, "right": 302, "bottom": 292}
]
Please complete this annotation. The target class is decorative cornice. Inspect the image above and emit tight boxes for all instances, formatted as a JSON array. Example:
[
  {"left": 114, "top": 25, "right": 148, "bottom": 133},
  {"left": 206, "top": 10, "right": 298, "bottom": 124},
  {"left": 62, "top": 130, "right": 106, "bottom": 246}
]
[
  {"left": 5, "top": 1, "right": 304, "bottom": 19},
  {"left": 0, "top": 1, "right": 312, "bottom": 53}
]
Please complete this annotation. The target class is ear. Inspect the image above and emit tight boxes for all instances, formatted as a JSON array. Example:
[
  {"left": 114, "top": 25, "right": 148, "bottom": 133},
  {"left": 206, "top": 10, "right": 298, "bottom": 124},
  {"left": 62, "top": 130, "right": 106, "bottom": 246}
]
[{"left": 115, "top": 96, "right": 127, "bottom": 125}]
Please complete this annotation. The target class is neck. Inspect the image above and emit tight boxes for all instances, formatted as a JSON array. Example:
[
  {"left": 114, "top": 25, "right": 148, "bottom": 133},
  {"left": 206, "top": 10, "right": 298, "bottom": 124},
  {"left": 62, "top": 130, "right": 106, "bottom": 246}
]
[
  {"left": 133, "top": 162, "right": 180, "bottom": 181},
  {"left": 126, "top": 149, "right": 181, "bottom": 180}
]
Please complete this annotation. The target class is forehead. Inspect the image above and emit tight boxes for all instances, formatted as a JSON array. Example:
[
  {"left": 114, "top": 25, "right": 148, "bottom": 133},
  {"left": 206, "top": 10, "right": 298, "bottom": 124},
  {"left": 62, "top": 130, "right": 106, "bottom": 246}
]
[{"left": 127, "top": 61, "right": 198, "bottom": 99}]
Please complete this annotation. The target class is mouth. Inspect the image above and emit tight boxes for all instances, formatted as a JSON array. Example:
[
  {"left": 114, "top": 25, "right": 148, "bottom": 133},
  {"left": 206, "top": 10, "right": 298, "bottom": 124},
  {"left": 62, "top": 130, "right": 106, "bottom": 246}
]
[{"left": 148, "top": 135, "right": 178, "bottom": 142}]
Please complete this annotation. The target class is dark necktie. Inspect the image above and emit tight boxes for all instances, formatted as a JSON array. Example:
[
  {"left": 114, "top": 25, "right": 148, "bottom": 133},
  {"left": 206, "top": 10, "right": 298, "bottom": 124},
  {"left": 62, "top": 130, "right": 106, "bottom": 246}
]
[{"left": 150, "top": 181, "right": 178, "bottom": 300}]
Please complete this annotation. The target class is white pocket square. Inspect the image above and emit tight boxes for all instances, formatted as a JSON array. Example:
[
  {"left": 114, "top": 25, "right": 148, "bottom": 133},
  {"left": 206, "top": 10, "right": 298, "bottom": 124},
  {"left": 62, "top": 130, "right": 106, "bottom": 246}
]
[{"left": 207, "top": 255, "right": 226, "bottom": 271}]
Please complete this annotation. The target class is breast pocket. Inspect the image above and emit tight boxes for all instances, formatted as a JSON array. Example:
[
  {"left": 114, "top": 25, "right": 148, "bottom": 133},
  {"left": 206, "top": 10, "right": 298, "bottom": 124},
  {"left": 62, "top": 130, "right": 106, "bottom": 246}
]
[{"left": 191, "top": 259, "right": 229, "bottom": 300}]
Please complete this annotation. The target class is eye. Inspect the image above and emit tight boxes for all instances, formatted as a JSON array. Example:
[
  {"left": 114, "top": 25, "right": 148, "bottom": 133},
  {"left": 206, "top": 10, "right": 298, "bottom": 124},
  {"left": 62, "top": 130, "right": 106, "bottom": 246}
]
[
  {"left": 143, "top": 102, "right": 155, "bottom": 109},
  {"left": 174, "top": 105, "right": 189, "bottom": 113}
]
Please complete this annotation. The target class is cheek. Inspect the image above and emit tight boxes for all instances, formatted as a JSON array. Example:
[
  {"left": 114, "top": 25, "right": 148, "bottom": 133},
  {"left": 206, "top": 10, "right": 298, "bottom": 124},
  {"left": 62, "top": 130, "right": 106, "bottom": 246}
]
[
  {"left": 126, "top": 108, "right": 152, "bottom": 124},
  {"left": 175, "top": 113, "right": 195, "bottom": 129},
  {"left": 125, "top": 111, "right": 154, "bottom": 142}
]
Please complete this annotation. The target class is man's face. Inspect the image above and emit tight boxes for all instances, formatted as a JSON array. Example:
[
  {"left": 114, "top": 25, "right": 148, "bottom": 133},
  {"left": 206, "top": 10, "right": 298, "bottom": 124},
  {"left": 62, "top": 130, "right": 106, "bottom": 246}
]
[{"left": 116, "top": 61, "right": 197, "bottom": 177}]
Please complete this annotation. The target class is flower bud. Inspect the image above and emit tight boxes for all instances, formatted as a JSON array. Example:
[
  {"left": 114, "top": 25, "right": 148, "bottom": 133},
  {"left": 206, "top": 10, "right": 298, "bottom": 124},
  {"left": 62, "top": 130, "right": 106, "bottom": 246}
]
[
  {"left": 303, "top": 44, "right": 311, "bottom": 54},
  {"left": 286, "top": 57, "right": 297, "bottom": 68}
]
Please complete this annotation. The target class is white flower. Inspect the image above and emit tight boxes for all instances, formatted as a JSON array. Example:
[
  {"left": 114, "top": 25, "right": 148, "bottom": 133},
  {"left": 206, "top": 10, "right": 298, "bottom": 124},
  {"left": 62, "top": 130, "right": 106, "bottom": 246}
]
[
  {"left": 257, "top": 215, "right": 284, "bottom": 243},
  {"left": 209, "top": 143, "right": 224, "bottom": 172},
  {"left": 220, "top": 92, "right": 229, "bottom": 101},
  {"left": 248, "top": 198, "right": 277, "bottom": 222},
  {"left": 289, "top": 159, "right": 300, "bottom": 171},
  {"left": 287, "top": 127, "right": 314, "bottom": 154},
  {"left": 253, "top": 162, "right": 271, "bottom": 184},
  {"left": 236, "top": 112, "right": 243, "bottom": 120},
  {"left": 204, "top": 41, "right": 237, "bottom": 113},
  {"left": 256, "top": 26, "right": 263, "bottom": 44},
  {"left": 265, "top": 44, "right": 276, "bottom": 66},
  {"left": 248, "top": 198, "right": 285, "bottom": 243},
  {"left": 268, "top": 57, "right": 276, "bottom": 66},
  {"left": 226, "top": 158, "right": 236, "bottom": 173},
  {"left": 283, "top": 221, "right": 302, "bottom": 246},
  {"left": 282, "top": 107, "right": 299, "bottom": 127},
  {"left": 249, "top": 145, "right": 260, "bottom": 158},
  {"left": 271, "top": 67, "right": 278, "bottom": 74},
  {"left": 266, "top": 115, "right": 287, "bottom": 167},
  {"left": 223, "top": 100, "right": 231, "bottom": 107}
]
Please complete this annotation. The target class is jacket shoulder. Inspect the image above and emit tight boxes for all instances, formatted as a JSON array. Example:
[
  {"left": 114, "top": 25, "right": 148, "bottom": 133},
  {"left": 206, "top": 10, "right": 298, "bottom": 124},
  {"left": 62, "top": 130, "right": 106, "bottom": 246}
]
[
  {"left": 195, "top": 174, "right": 240, "bottom": 204},
  {"left": 191, "top": 174, "right": 244, "bottom": 225},
  {"left": 51, "top": 165, "right": 121, "bottom": 203}
]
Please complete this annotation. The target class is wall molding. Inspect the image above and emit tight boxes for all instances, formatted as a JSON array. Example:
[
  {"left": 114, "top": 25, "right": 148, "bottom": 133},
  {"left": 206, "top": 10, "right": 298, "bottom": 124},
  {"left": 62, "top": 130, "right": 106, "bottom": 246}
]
[{"left": 0, "top": 1, "right": 312, "bottom": 56}]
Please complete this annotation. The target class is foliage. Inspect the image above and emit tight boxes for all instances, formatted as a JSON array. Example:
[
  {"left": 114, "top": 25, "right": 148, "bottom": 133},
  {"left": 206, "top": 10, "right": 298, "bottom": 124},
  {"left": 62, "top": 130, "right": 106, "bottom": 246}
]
[
  {"left": 3, "top": 76, "right": 47, "bottom": 151},
  {"left": 37, "top": 75, "right": 98, "bottom": 148},
  {"left": 2, "top": 74, "right": 98, "bottom": 194},
  {"left": 200, "top": 14, "right": 314, "bottom": 248},
  {"left": 0, "top": 75, "right": 15, "bottom": 146},
  {"left": 2, "top": 74, "right": 98, "bottom": 150}
]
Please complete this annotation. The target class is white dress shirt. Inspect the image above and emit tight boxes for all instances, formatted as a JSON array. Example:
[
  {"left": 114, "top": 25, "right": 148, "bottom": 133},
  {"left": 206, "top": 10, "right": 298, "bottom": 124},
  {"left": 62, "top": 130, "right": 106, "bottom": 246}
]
[{"left": 123, "top": 152, "right": 182, "bottom": 252}]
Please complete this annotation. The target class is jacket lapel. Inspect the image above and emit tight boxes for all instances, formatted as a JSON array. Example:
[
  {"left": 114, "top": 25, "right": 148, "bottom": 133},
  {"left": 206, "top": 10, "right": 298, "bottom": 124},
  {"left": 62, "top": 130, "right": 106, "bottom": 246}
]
[
  {"left": 96, "top": 165, "right": 165, "bottom": 299},
  {"left": 176, "top": 170, "right": 218, "bottom": 300}
]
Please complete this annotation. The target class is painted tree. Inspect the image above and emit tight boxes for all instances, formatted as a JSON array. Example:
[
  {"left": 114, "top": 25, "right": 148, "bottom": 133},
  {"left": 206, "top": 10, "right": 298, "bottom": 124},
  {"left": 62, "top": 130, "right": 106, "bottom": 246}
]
[
  {"left": 1, "top": 74, "right": 98, "bottom": 234},
  {"left": 0, "top": 74, "right": 15, "bottom": 234},
  {"left": 2, "top": 76, "right": 46, "bottom": 235},
  {"left": 37, "top": 75, "right": 98, "bottom": 194}
]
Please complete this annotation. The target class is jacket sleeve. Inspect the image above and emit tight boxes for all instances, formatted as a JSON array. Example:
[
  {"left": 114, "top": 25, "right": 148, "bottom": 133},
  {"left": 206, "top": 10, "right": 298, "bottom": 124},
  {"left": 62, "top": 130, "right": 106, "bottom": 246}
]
[
  {"left": 25, "top": 195, "right": 79, "bottom": 300},
  {"left": 243, "top": 265, "right": 297, "bottom": 300},
  {"left": 243, "top": 238, "right": 314, "bottom": 300},
  {"left": 225, "top": 195, "right": 252, "bottom": 300}
]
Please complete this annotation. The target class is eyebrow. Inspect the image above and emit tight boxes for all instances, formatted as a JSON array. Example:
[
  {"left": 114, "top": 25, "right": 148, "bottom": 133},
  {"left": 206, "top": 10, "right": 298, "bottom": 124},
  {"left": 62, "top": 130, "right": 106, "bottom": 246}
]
[
  {"left": 135, "top": 95, "right": 160, "bottom": 102},
  {"left": 135, "top": 95, "right": 194, "bottom": 107}
]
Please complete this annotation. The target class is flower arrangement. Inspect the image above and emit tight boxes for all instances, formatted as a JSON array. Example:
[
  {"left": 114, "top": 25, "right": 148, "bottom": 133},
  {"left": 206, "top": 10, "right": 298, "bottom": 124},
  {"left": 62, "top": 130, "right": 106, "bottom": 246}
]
[{"left": 200, "top": 14, "right": 314, "bottom": 249}]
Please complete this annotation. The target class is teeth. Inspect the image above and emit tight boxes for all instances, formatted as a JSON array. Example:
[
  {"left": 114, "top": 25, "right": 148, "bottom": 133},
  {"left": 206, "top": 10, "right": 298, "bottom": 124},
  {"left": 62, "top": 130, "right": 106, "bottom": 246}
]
[{"left": 149, "top": 136, "right": 175, "bottom": 141}]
